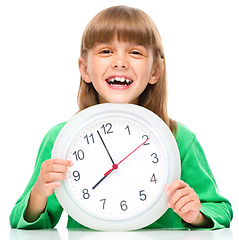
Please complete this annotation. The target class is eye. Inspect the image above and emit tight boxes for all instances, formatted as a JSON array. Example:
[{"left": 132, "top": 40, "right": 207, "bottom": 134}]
[
  {"left": 130, "top": 51, "right": 142, "bottom": 55},
  {"left": 99, "top": 49, "right": 113, "bottom": 54}
]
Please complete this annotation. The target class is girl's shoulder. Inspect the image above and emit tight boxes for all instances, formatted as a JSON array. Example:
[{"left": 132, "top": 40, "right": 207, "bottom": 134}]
[
  {"left": 175, "top": 122, "right": 197, "bottom": 160},
  {"left": 47, "top": 122, "right": 67, "bottom": 135},
  {"left": 176, "top": 122, "right": 196, "bottom": 141},
  {"left": 43, "top": 122, "right": 67, "bottom": 144}
]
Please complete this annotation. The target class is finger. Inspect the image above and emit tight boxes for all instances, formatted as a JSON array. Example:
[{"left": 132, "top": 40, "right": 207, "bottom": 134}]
[
  {"left": 44, "top": 172, "right": 66, "bottom": 183},
  {"left": 173, "top": 190, "right": 195, "bottom": 212},
  {"left": 46, "top": 164, "right": 69, "bottom": 174},
  {"left": 41, "top": 159, "right": 74, "bottom": 174},
  {"left": 42, "top": 182, "right": 61, "bottom": 196},
  {"left": 166, "top": 179, "right": 188, "bottom": 196},
  {"left": 178, "top": 194, "right": 201, "bottom": 213},
  {"left": 43, "top": 159, "right": 74, "bottom": 168},
  {"left": 180, "top": 200, "right": 201, "bottom": 214},
  {"left": 167, "top": 187, "right": 193, "bottom": 209}
]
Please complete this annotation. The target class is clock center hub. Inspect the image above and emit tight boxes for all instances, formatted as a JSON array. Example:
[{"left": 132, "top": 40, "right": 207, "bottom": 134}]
[{"left": 113, "top": 164, "right": 118, "bottom": 170}]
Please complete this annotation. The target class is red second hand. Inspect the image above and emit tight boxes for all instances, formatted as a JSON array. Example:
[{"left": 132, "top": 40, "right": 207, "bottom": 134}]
[{"left": 104, "top": 138, "right": 150, "bottom": 176}]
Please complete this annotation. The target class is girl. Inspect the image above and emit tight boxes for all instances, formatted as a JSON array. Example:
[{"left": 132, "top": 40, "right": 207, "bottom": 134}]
[{"left": 10, "top": 5, "right": 232, "bottom": 230}]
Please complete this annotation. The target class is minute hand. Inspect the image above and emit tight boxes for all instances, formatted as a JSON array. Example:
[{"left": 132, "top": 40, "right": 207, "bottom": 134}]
[
  {"left": 97, "top": 130, "right": 115, "bottom": 165},
  {"left": 104, "top": 138, "right": 150, "bottom": 176}
]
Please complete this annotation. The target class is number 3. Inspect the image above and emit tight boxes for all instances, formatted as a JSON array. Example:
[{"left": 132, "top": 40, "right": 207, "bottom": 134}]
[{"left": 151, "top": 153, "right": 159, "bottom": 163}]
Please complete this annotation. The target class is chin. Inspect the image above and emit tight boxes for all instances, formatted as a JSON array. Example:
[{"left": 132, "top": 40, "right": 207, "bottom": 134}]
[
  {"left": 99, "top": 95, "right": 139, "bottom": 105},
  {"left": 108, "top": 98, "right": 138, "bottom": 104}
]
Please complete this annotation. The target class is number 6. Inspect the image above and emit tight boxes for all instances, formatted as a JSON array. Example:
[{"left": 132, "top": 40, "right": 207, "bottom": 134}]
[{"left": 120, "top": 200, "right": 128, "bottom": 211}]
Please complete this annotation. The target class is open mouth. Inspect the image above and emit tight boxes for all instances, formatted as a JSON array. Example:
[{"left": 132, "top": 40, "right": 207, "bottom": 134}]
[{"left": 106, "top": 76, "right": 133, "bottom": 87}]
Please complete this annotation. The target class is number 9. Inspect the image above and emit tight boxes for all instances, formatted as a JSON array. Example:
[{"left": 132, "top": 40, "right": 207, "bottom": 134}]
[{"left": 73, "top": 170, "right": 80, "bottom": 181}]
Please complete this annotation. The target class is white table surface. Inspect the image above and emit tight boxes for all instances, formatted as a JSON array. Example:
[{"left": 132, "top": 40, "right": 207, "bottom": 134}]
[{"left": 8, "top": 228, "right": 234, "bottom": 240}]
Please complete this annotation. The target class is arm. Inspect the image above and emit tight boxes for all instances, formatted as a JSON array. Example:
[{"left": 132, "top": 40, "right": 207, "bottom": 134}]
[
  {"left": 25, "top": 159, "right": 73, "bottom": 223},
  {"left": 168, "top": 123, "right": 233, "bottom": 229},
  {"left": 166, "top": 179, "right": 214, "bottom": 228},
  {"left": 9, "top": 122, "right": 70, "bottom": 229}
]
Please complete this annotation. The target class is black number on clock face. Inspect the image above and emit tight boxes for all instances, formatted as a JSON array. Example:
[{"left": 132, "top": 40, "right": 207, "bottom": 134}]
[
  {"left": 100, "top": 198, "right": 106, "bottom": 209},
  {"left": 73, "top": 149, "right": 84, "bottom": 161},
  {"left": 101, "top": 123, "right": 113, "bottom": 134},
  {"left": 84, "top": 133, "right": 95, "bottom": 144},
  {"left": 142, "top": 135, "right": 150, "bottom": 145},
  {"left": 151, "top": 153, "right": 159, "bottom": 163},
  {"left": 73, "top": 170, "right": 80, "bottom": 181},
  {"left": 120, "top": 200, "right": 128, "bottom": 211},
  {"left": 125, "top": 125, "right": 131, "bottom": 135},
  {"left": 82, "top": 189, "right": 90, "bottom": 199},
  {"left": 139, "top": 190, "right": 147, "bottom": 201}
]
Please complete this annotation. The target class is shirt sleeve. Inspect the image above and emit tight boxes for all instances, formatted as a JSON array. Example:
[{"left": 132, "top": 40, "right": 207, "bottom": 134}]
[
  {"left": 177, "top": 124, "right": 233, "bottom": 229},
  {"left": 9, "top": 123, "right": 66, "bottom": 229}
]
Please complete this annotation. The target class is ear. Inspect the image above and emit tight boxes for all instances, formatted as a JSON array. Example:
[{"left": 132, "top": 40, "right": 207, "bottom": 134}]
[
  {"left": 78, "top": 57, "right": 92, "bottom": 83},
  {"left": 148, "top": 58, "right": 165, "bottom": 85}
]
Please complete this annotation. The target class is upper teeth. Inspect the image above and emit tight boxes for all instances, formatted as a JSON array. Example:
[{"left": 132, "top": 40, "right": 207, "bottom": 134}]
[{"left": 109, "top": 77, "right": 131, "bottom": 83}]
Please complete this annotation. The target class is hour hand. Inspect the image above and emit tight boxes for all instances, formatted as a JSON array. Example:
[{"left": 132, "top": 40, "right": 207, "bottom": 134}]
[
  {"left": 92, "top": 169, "right": 113, "bottom": 190},
  {"left": 97, "top": 130, "right": 115, "bottom": 165}
]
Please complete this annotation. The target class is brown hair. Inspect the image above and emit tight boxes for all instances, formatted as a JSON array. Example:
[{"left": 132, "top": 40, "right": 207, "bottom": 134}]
[{"left": 77, "top": 5, "right": 177, "bottom": 134}]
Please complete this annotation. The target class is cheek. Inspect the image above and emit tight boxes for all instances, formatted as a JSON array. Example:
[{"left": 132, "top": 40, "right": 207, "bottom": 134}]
[
  {"left": 132, "top": 57, "right": 154, "bottom": 80},
  {"left": 88, "top": 58, "right": 108, "bottom": 80},
  {"left": 138, "top": 62, "right": 153, "bottom": 81}
]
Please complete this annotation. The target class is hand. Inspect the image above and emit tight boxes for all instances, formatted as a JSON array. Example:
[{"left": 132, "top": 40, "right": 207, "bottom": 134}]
[
  {"left": 35, "top": 158, "right": 74, "bottom": 198},
  {"left": 25, "top": 159, "right": 74, "bottom": 222},
  {"left": 92, "top": 138, "right": 149, "bottom": 190},
  {"left": 166, "top": 180, "right": 201, "bottom": 225}
]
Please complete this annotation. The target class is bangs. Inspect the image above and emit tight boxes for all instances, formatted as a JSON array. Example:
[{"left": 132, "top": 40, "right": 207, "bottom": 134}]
[{"left": 81, "top": 6, "right": 162, "bottom": 57}]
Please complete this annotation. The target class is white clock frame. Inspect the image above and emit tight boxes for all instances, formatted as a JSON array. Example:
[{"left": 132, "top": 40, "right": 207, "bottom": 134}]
[{"left": 52, "top": 103, "right": 180, "bottom": 231}]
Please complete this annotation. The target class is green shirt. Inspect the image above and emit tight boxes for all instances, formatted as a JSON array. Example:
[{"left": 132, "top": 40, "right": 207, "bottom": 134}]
[{"left": 9, "top": 122, "right": 233, "bottom": 230}]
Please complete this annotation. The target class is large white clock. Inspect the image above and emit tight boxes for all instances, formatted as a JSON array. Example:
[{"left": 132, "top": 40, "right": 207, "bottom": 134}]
[{"left": 52, "top": 103, "right": 180, "bottom": 231}]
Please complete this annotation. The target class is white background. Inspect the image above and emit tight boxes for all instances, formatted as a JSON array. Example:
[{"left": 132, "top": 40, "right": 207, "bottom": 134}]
[{"left": 1, "top": 0, "right": 238, "bottom": 238}]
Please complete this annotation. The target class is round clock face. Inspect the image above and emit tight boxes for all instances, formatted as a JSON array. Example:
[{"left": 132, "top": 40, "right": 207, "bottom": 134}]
[{"left": 52, "top": 103, "right": 180, "bottom": 231}]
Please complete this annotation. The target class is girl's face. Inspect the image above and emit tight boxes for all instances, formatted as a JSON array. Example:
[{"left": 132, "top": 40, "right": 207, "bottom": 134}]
[{"left": 79, "top": 36, "right": 162, "bottom": 104}]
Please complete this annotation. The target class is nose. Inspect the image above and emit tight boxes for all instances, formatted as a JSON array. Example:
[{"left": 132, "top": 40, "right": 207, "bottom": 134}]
[{"left": 111, "top": 56, "right": 129, "bottom": 69}]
